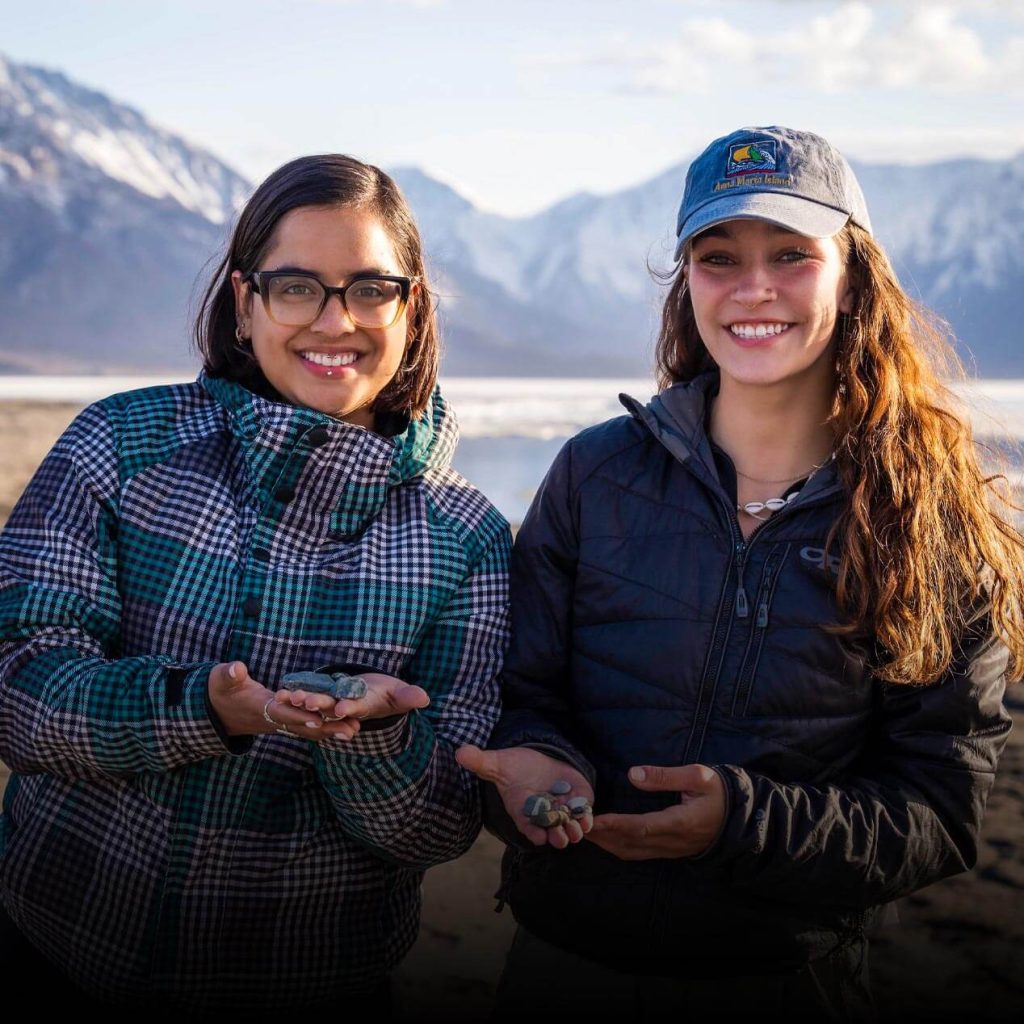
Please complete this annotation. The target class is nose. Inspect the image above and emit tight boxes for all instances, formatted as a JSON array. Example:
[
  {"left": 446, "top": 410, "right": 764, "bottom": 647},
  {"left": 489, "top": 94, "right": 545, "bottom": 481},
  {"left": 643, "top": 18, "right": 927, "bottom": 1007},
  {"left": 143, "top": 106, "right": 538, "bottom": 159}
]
[
  {"left": 732, "top": 263, "right": 776, "bottom": 308},
  {"left": 311, "top": 293, "right": 357, "bottom": 335}
]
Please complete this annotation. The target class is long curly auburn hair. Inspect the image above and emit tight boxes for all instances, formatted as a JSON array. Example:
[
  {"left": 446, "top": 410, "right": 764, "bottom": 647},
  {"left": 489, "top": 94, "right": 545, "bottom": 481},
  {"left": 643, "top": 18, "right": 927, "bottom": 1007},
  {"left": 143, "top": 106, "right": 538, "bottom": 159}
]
[{"left": 656, "top": 223, "right": 1024, "bottom": 685}]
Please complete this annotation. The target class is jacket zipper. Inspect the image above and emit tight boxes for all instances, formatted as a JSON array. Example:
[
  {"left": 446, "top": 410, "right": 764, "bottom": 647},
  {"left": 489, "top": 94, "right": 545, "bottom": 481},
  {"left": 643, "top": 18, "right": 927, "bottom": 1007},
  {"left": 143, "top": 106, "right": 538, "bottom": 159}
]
[
  {"left": 683, "top": 467, "right": 841, "bottom": 761},
  {"left": 621, "top": 396, "right": 843, "bottom": 758},
  {"left": 732, "top": 543, "right": 790, "bottom": 716}
]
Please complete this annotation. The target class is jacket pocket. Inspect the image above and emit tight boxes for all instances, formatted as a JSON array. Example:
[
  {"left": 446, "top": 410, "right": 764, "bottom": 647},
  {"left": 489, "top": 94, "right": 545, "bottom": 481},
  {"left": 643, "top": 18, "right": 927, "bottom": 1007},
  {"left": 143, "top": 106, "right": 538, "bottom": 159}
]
[{"left": 732, "top": 543, "right": 790, "bottom": 717}]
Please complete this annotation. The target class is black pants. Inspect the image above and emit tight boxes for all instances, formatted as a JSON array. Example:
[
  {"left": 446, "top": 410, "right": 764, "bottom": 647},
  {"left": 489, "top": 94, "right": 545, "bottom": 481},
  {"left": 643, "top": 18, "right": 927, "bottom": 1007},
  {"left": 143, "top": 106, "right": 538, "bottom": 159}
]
[
  {"left": 491, "top": 926, "right": 877, "bottom": 1022},
  {"left": 0, "top": 901, "right": 393, "bottom": 1021}
]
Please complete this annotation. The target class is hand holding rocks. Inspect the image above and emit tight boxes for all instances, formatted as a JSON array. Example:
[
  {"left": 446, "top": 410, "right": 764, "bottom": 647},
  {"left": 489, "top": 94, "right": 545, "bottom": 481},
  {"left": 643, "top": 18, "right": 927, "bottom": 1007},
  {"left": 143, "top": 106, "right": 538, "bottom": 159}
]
[
  {"left": 275, "top": 671, "right": 429, "bottom": 738},
  {"left": 208, "top": 662, "right": 352, "bottom": 739},
  {"left": 456, "top": 745, "right": 594, "bottom": 850},
  {"left": 587, "top": 764, "right": 726, "bottom": 860}
]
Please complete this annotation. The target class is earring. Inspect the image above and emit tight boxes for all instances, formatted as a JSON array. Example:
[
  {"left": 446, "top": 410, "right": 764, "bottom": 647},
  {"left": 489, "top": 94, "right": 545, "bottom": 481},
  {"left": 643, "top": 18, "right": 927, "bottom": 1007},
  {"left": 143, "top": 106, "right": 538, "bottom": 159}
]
[{"left": 233, "top": 323, "right": 256, "bottom": 361}]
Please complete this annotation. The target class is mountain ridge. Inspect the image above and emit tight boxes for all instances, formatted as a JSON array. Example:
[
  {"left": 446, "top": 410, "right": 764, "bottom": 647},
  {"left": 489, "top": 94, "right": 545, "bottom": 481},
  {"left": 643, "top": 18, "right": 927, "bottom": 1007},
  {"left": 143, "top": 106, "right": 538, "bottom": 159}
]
[{"left": 1, "top": 53, "right": 1020, "bottom": 376}]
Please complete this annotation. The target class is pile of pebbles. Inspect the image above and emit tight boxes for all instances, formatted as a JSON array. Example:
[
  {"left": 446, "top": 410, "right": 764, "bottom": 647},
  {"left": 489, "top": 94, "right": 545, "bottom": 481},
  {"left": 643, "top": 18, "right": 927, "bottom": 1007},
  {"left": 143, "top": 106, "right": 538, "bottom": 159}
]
[
  {"left": 523, "top": 780, "right": 591, "bottom": 828},
  {"left": 281, "top": 670, "right": 368, "bottom": 700}
]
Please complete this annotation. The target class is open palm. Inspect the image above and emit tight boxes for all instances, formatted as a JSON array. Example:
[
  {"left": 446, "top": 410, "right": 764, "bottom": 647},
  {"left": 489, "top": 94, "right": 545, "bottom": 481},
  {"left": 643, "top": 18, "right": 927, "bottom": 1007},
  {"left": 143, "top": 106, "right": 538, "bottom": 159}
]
[{"left": 457, "top": 744, "right": 594, "bottom": 849}]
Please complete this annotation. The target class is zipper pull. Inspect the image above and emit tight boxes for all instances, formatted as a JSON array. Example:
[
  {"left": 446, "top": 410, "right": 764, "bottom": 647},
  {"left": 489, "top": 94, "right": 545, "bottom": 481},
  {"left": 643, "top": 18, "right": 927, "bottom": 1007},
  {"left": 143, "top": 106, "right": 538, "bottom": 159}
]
[
  {"left": 734, "top": 540, "right": 749, "bottom": 617},
  {"left": 756, "top": 600, "right": 769, "bottom": 628}
]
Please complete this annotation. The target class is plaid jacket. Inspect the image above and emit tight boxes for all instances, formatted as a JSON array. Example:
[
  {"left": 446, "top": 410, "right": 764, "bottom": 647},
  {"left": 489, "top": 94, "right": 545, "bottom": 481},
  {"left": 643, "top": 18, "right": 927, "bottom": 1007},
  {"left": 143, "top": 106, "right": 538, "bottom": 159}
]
[{"left": 0, "top": 373, "right": 510, "bottom": 1011}]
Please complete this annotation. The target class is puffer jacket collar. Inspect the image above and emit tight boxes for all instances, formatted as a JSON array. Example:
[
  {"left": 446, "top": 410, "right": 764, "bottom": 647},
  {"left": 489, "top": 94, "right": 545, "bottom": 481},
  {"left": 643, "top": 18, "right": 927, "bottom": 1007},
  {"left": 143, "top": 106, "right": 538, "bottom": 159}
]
[
  {"left": 619, "top": 371, "right": 842, "bottom": 511},
  {"left": 199, "top": 373, "right": 459, "bottom": 534}
]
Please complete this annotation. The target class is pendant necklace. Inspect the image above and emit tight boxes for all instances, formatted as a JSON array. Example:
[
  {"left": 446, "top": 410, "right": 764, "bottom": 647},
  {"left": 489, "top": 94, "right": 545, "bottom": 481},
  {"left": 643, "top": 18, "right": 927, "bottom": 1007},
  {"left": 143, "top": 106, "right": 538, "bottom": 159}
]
[{"left": 737, "top": 453, "right": 834, "bottom": 520}]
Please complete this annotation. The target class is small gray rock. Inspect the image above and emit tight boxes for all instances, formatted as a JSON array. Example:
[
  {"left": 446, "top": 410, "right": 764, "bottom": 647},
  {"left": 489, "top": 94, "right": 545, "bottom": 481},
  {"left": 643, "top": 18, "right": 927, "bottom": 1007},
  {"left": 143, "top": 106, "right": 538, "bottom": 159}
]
[
  {"left": 281, "top": 671, "right": 368, "bottom": 700},
  {"left": 567, "top": 796, "right": 591, "bottom": 818},
  {"left": 523, "top": 794, "right": 552, "bottom": 818},
  {"left": 548, "top": 780, "right": 572, "bottom": 796}
]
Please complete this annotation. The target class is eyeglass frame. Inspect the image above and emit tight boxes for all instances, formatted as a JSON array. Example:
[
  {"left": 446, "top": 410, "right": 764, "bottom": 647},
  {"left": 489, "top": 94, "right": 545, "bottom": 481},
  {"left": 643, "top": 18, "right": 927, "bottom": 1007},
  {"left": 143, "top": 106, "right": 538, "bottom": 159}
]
[{"left": 242, "top": 270, "right": 416, "bottom": 329}]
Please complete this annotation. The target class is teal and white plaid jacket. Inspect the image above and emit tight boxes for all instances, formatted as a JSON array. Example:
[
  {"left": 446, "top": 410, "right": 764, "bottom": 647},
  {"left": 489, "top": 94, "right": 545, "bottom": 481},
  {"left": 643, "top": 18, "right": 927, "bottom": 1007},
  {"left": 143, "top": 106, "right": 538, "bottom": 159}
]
[{"left": 0, "top": 373, "right": 510, "bottom": 1011}]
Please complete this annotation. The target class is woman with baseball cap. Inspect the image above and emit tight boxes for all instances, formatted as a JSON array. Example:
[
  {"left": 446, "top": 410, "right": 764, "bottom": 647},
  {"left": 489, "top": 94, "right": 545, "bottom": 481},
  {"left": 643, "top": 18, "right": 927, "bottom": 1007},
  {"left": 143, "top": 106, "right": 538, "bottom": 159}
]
[{"left": 459, "top": 126, "right": 1024, "bottom": 1018}]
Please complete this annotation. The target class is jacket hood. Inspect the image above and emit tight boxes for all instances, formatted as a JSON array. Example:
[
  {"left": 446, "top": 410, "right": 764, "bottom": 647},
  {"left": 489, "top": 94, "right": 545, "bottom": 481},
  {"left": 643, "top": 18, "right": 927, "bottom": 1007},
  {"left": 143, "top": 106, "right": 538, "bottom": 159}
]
[
  {"left": 200, "top": 373, "right": 457, "bottom": 480},
  {"left": 199, "top": 373, "right": 459, "bottom": 537},
  {"left": 619, "top": 371, "right": 840, "bottom": 504},
  {"left": 619, "top": 372, "right": 719, "bottom": 477}
]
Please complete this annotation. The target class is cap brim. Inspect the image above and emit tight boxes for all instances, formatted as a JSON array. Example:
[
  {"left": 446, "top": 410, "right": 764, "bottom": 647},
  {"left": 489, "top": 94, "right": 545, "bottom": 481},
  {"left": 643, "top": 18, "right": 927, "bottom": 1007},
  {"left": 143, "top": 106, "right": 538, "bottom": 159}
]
[{"left": 674, "top": 193, "right": 850, "bottom": 260}]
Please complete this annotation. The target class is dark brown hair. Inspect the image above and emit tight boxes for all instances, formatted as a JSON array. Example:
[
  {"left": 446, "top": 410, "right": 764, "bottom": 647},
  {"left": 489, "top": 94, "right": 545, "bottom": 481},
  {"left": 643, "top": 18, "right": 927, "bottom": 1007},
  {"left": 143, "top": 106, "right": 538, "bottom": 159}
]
[
  {"left": 657, "top": 223, "right": 1024, "bottom": 685},
  {"left": 193, "top": 154, "right": 439, "bottom": 417}
]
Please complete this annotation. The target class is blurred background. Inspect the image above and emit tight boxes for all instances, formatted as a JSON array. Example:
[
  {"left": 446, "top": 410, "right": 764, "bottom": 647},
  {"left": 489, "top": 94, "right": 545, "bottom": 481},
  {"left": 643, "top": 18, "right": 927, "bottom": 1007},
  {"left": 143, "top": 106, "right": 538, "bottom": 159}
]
[{"left": 1, "top": 1, "right": 1023, "bottom": 1019}]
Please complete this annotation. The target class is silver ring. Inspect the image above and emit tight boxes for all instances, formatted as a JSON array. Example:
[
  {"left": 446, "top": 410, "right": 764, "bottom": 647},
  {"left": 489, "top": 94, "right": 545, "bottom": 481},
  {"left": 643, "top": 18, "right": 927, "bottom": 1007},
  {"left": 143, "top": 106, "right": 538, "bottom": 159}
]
[
  {"left": 262, "top": 696, "right": 278, "bottom": 725},
  {"left": 264, "top": 696, "right": 294, "bottom": 736}
]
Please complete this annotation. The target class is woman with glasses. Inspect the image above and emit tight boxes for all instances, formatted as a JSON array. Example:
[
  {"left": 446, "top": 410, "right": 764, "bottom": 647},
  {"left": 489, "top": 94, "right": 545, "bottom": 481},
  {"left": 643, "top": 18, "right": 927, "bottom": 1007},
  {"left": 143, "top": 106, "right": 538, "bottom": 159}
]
[
  {"left": 0, "top": 155, "right": 510, "bottom": 1016},
  {"left": 458, "top": 126, "right": 1024, "bottom": 1019}
]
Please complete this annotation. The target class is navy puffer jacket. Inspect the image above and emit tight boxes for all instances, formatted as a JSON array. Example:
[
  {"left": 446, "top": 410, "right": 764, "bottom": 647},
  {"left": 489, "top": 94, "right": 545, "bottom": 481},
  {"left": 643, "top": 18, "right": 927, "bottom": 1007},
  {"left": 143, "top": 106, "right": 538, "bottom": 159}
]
[{"left": 486, "top": 371, "right": 1011, "bottom": 978}]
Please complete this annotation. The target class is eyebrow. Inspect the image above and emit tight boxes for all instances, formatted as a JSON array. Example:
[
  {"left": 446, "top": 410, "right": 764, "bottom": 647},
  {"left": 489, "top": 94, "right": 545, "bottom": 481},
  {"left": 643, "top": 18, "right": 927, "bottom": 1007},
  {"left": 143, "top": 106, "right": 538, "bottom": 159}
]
[{"left": 264, "top": 264, "right": 395, "bottom": 277}]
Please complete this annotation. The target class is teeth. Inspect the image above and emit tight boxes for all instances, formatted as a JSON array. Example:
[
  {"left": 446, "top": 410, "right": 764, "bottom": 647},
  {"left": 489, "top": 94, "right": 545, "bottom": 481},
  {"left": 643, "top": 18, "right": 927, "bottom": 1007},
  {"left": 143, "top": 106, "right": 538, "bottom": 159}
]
[
  {"left": 301, "top": 351, "right": 358, "bottom": 367},
  {"left": 729, "top": 323, "right": 790, "bottom": 339}
]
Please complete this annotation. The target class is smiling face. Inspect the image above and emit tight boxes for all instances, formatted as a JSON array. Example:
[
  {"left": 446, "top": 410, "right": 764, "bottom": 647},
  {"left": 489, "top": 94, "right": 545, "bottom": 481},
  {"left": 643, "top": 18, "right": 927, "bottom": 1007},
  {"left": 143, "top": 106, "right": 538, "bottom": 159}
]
[
  {"left": 684, "top": 219, "right": 854, "bottom": 396},
  {"left": 231, "top": 204, "right": 414, "bottom": 428}
]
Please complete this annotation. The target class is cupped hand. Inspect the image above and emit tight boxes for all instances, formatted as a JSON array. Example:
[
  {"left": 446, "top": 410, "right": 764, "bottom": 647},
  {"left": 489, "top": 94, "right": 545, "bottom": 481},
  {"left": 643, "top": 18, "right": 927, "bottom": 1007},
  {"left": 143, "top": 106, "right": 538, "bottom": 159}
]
[
  {"left": 208, "top": 661, "right": 361, "bottom": 739},
  {"left": 455, "top": 744, "right": 594, "bottom": 850},
  {"left": 274, "top": 671, "right": 429, "bottom": 740},
  {"left": 587, "top": 764, "right": 726, "bottom": 860}
]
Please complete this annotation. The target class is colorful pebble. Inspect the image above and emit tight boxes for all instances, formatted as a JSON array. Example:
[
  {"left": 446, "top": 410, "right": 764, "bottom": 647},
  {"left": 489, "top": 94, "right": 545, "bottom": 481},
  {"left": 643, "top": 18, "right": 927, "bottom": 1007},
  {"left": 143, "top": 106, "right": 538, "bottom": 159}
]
[{"left": 549, "top": 780, "right": 572, "bottom": 796}]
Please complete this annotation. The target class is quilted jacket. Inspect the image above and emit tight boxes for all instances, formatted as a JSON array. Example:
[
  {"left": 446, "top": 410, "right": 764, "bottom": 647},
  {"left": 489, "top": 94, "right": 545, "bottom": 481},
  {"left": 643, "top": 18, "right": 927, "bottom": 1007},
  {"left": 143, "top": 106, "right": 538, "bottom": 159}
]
[
  {"left": 0, "top": 373, "right": 510, "bottom": 1010},
  {"left": 487, "top": 371, "right": 1011, "bottom": 977}
]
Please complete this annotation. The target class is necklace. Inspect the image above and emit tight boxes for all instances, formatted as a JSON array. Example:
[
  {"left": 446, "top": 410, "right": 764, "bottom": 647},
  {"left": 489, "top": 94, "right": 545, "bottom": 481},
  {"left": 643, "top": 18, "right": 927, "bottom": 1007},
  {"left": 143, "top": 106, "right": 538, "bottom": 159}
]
[
  {"left": 736, "top": 464, "right": 820, "bottom": 485},
  {"left": 737, "top": 453, "right": 834, "bottom": 520}
]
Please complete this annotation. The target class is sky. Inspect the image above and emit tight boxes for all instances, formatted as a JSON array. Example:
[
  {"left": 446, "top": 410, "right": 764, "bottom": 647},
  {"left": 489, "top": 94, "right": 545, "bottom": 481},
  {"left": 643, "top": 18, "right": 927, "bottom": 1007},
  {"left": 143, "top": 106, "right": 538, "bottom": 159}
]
[{"left": 2, "top": 0, "right": 1023, "bottom": 216}]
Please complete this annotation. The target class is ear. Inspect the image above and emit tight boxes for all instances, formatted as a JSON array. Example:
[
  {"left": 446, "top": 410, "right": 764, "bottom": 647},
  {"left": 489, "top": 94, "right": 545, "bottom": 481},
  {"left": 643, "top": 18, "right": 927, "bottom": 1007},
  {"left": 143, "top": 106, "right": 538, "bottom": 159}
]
[
  {"left": 230, "top": 270, "right": 252, "bottom": 323},
  {"left": 838, "top": 273, "right": 855, "bottom": 315}
]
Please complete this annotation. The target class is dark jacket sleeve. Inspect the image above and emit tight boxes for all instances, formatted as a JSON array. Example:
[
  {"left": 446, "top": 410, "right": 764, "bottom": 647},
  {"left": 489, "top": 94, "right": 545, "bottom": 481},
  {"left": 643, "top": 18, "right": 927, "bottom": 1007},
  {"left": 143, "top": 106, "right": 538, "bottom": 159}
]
[
  {"left": 691, "top": 613, "right": 1012, "bottom": 910},
  {"left": 482, "top": 440, "right": 596, "bottom": 845}
]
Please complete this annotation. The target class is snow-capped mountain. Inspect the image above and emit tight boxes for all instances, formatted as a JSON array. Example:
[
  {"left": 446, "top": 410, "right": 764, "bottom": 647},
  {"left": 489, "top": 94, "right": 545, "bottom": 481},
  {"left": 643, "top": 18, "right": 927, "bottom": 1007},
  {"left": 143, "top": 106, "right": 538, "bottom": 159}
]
[
  {"left": 0, "top": 54, "right": 248, "bottom": 372},
  {"left": 1, "top": 53, "right": 1021, "bottom": 376}
]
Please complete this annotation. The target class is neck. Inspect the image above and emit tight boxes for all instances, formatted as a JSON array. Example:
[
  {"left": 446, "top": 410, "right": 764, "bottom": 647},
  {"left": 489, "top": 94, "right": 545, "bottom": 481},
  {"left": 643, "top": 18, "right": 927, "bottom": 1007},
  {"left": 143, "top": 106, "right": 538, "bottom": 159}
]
[{"left": 708, "top": 374, "right": 835, "bottom": 481}]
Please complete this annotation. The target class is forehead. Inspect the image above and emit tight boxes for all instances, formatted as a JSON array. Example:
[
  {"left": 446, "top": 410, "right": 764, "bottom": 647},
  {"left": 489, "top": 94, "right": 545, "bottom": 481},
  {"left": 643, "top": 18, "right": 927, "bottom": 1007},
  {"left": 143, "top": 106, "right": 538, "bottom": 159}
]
[
  {"left": 262, "top": 204, "right": 401, "bottom": 274},
  {"left": 692, "top": 220, "right": 815, "bottom": 244}
]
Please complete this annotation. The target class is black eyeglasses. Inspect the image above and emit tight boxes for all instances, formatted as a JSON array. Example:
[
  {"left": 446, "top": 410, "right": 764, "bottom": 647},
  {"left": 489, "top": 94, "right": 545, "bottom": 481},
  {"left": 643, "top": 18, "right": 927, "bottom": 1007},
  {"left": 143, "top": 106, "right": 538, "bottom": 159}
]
[{"left": 244, "top": 271, "right": 415, "bottom": 329}]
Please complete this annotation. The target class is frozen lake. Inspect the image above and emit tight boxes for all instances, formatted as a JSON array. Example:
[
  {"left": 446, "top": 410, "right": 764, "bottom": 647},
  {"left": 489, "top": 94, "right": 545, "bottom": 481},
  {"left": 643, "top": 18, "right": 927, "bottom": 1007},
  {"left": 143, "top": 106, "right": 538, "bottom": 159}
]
[{"left": 1, "top": 375, "right": 1022, "bottom": 524}]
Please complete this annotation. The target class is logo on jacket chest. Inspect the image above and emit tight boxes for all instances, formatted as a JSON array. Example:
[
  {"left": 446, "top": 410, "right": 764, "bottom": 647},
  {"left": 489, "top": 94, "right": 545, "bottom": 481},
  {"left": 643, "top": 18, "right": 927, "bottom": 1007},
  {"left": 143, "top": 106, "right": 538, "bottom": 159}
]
[{"left": 799, "top": 545, "right": 841, "bottom": 578}]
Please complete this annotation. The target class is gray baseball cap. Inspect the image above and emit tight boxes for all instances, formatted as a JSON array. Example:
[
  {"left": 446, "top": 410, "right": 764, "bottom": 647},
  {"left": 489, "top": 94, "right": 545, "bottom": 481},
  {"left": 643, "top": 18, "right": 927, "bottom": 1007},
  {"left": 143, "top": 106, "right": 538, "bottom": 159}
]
[{"left": 674, "top": 126, "right": 872, "bottom": 260}]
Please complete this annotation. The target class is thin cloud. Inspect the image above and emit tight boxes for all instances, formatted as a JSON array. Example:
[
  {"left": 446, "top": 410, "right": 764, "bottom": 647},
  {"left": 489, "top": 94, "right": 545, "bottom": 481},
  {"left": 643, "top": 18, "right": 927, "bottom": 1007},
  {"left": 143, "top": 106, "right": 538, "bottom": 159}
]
[{"left": 565, "top": 2, "right": 1024, "bottom": 95}]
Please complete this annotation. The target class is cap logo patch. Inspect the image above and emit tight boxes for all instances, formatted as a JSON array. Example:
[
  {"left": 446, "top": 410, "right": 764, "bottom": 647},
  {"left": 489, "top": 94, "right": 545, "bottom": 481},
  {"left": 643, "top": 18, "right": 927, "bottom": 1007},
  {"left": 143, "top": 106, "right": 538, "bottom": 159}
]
[{"left": 726, "top": 141, "right": 777, "bottom": 177}]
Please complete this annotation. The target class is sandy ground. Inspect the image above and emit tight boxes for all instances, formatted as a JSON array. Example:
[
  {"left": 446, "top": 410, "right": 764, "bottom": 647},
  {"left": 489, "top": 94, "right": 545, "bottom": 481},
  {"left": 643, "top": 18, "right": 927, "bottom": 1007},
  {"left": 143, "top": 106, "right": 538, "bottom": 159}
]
[{"left": 0, "top": 401, "right": 1022, "bottom": 1021}]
